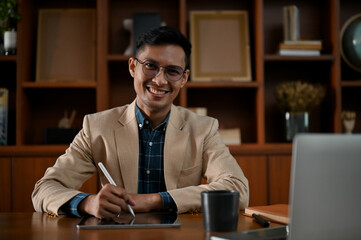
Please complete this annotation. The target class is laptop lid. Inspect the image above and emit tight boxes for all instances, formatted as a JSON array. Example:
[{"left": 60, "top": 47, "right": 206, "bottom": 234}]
[{"left": 288, "top": 134, "right": 361, "bottom": 240}]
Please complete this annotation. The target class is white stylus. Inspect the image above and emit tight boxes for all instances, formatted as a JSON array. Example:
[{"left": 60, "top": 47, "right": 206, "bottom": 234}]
[{"left": 98, "top": 162, "right": 135, "bottom": 217}]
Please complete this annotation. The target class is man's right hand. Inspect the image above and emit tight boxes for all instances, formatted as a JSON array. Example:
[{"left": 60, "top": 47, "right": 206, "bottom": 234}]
[{"left": 78, "top": 183, "right": 135, "bottom": 219}]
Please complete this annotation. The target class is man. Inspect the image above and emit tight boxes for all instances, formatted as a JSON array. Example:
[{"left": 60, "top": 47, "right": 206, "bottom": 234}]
[{"left": 32, "top": 26, "right": 249, "bottom": 219}]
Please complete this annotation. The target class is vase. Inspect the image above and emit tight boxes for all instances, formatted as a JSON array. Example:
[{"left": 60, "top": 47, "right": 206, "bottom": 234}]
[
  {"left": 285, "top": 112, "right": 309, "bottom": 142},
  {"left": 343, "top": 119, "right": 355, "bottom": 134},
  {"left": 3, "top": 29, "right": 17, "bottom": 55}
]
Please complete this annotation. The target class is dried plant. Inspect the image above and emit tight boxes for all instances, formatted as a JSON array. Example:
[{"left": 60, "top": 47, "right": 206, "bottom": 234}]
[
  {"left": 342, "top": 110, "right": 356, "bottom": 120},
  {"left": 274, "top": 81, "right": 325, "bottom": 113}
]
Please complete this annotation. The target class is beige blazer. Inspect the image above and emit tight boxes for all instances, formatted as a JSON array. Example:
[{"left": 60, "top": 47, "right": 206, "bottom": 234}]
[{"left": 32, "top": 101, "right": 249, "bottom": 215}]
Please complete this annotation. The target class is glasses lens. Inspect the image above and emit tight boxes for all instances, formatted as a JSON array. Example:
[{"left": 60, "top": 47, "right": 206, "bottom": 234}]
[
  {"left": 142, "top": 61, "right": 159, "bottom": 77},
  {"left": 165, "top": 67, "right": 184, "bottom": 82}
]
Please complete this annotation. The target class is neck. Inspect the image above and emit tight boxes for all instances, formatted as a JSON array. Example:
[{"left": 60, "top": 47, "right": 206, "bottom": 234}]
[{"left": 139, "top": 106, "right": 171, "bottom": 129}]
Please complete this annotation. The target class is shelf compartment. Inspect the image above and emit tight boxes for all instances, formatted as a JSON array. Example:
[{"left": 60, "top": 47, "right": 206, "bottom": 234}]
[
  {"left": 263, "top": 0, "right": 334, "bottom": 55},
  {"left": 108, "top": 0, "right": 180, "bottom": 55},
  {"left": 20, "top": 88, "right": 96, "bottom": 145},
  {"left": 264, "top": 60, "right": 334, "bottom": 143},
  {"left": 186, "top": 87, "right": 258, "bottom": 143}
]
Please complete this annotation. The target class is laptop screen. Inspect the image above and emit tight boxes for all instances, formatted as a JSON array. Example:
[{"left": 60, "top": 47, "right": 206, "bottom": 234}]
[{"left": 288, "top": 134, "right": 361, "bottom": 240}]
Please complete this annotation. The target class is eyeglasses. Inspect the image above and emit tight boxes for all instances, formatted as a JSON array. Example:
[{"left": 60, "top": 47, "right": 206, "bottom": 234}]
[{"left": 134, "top": 58, "right": 186, "bottom": 82}]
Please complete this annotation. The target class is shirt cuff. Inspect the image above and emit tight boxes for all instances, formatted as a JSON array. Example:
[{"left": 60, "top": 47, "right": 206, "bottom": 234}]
[
  {"left": 60, "top": 193, "right": 91, "bottom": 217},
  {"left": 159, "top": 192, "right": 177, "bottom": 212}
]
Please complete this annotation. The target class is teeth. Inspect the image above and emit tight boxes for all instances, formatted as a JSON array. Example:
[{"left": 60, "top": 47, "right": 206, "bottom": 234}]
[{"left": 149, "top": 87, "right": 166, "bottom": 95}]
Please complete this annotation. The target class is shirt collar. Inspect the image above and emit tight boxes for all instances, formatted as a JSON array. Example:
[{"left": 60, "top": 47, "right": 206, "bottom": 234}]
[{"left": 135, "top": 103, "right": 170, "bottom": 131}]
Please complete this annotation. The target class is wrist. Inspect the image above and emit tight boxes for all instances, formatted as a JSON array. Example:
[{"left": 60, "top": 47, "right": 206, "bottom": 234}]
[{"left": 78, "top": 194, "right": 94, "bottom": 215}]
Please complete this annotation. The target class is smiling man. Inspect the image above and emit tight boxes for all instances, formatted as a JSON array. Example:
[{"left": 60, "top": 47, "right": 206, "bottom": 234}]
[{"left": 32, "top": 26, "right": 249, "bottom": 219}]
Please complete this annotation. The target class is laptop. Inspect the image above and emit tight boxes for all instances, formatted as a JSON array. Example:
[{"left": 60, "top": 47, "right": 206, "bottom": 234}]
[{"left": 212, "top": 134, "right": 361, "bottom": 240}]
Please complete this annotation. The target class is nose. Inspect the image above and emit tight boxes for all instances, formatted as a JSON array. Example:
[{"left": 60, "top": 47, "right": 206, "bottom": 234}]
[{"left": 152, "top": 67, "right": 168, "bottom": 85}]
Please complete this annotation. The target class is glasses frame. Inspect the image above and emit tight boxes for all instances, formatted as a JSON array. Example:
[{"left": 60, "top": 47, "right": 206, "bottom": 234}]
[{"left": 134, "top": 58, "right": 187, "bottom": 82}]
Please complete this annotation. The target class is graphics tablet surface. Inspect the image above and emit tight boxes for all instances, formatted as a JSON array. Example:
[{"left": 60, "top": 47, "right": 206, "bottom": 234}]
[{"left": 77, "top": 212, "right": 180, "bottom": 229}]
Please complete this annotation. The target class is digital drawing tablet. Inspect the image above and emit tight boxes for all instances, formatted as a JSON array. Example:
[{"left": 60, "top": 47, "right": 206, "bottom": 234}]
[{"left": 76, "top": 212, "right": 181, "bottom": 229}]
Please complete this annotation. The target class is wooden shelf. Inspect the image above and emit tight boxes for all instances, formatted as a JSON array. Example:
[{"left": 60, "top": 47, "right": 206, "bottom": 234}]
[
  {"left": 186, "top": 81, "right": 260, "bottom": 88},
  {"left": 0, "top": 55, "right": 17, "bottom": 62},
  {"left": 0, "top": 145, "right": 68, "bottom": 157},
  {"left": 22, "top": 81, "right": 97, "bottom": 89},
  {"left": 107, "top": 54, "right": 132, "bottom": 62},
  {"left": 341, "top": 80, "right": 361, "bottom": 87},
  {"left": 264, "top": 54, "right": 335, "bottom": 62}
]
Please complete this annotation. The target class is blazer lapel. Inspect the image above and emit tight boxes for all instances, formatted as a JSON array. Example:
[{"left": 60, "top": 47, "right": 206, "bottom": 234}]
[
  {"left": 164, "top": 105, "right": 189, "bottom": 190},
  {"left": 114, "top": 101, "right": 139, "bottom": 193}
]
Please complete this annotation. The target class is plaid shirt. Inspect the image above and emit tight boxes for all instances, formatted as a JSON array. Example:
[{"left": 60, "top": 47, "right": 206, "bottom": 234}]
[
  {"left": 61, "top": 104, "right": 176, "bottom": 217},
  {"left": 135, "top": 104, "right": 176, "bottom": 211}
]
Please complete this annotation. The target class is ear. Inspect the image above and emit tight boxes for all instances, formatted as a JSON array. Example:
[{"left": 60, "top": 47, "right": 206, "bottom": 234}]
[
  {"left": 128, "top": 57, "right": 136, "bottom": 77},
  {"left": 180, "top": 69, "right": 189, "bottom": 88}
]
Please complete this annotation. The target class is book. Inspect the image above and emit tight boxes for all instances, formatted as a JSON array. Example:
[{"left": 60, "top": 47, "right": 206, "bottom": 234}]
[
  {"left": 188, "top": 107, "right": 208, "bottom": 116},
  {"left": 283, "top": 6, "right": 290, "bottom": 41},
  {"left": 244, "top": 204, "right": 289, "bottom": 225},
  {"left": 284, "top": 40, "right": 322, "bottom": 45},
  {"left": 288, "top": 5, "right": 300, "bottom": 41},
  {"left": 279, "top": 43, "right": 322, "bottom": 50},
  {"left": 0, "top": 88, "right": 9, "bottom": 146},
  {"left": 283, "top": 5, "right": 300, "bottom": 41},
  {"left": 219, "top": 128, "right": 241, "bottom": 145},
  {"left": 279, "top": 49, "right": 320, "bottom": 56}
]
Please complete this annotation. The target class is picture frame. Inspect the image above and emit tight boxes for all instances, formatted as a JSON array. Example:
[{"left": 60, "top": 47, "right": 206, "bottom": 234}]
[
  {"left": 36, "top": 9, "right": 96, "bottom": 82},
  {"left": 190, "top": 11, "right": 252, "bottom": 82}
]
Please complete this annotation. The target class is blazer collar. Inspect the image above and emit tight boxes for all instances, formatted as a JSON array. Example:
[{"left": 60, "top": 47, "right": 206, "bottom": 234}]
[
  {"left": 114, "top": 100, "right": 139, "bottom": 193},
  {"left": 164, "top": 105, "right": 189, "bottom": 190}
]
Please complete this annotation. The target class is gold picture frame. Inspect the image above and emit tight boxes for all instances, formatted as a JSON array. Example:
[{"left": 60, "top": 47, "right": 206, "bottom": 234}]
[
  {"left": 36, "top": 9, "right": 96, "bottom": 82},
  {"left": 190, "top": 11, "right": 252, "bottom": 82}
]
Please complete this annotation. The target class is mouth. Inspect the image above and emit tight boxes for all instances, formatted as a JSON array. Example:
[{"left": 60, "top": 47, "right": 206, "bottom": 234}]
[{"left": 147, "top": 86, "right": 170, "bottom": 96}]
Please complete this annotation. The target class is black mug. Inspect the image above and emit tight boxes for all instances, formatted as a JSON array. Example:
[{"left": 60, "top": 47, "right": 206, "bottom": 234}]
[{"left": 201, "top": 190, "right": 240, "bottom": 232}]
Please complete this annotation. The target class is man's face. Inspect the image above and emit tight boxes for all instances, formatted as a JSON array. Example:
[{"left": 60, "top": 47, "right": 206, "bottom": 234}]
[{"left": 129, "top": 44, "right": 189, "bottom": 115}]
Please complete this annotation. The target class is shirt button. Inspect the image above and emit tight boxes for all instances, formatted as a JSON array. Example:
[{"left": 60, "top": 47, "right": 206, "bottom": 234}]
[
  {"left": 145, "top": 120, "right": 149, "bottom": 124},
  {"left": 149, "top": 142, "right": 153, "bottom": 146},
  {"left": 146, "top": 170, "right": 150, "bottom": 174},
  {"left": 138, "top": 123, "right": 142, "bottom": 128}
]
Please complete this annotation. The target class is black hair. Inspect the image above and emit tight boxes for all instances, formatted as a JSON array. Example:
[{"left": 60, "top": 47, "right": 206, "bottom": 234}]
[{"left": 135, "top": 26, "right": 192, "bottom": 69}]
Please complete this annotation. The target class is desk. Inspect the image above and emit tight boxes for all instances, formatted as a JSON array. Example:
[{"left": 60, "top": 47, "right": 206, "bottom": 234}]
[{"left": 0, "top": 212, "right": 282, "bottom": 240}]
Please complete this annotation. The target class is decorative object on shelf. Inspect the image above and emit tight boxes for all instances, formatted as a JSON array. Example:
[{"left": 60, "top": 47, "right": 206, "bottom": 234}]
[
  {"left": 190, "top": 11, "right": 252, "bottom": 82},
  {"left": 0, "top": 88, "right": 8, "bottom": 146},
  {"left": 284, "top": 112, "right": 308, "bottom": 142},
  {"left": 123, "top": 16, "right": 166, "bottom": 56},
  {"left": 133, "top": 13, "right": 162, "bottom": 56},
  {"left": 45, "top": 109, "right": 78, "bottom": 144},
  {"left": 0, "top": 0, "right": 21, "bottom": 55},
  {"left": 36, "top": 9, "right": 96, "bottom": 82},
  {"left": 283, "top": 5, "right": 300, "bottom": 41},
  {"left": 340, "top": 13, "right": 361, "bottom": 72},
  {"left": 342, "top": 110, "right": 356, "bottom": 134},
  {"left": 274, "top": 81, "right": 325, "bottom": 142}
]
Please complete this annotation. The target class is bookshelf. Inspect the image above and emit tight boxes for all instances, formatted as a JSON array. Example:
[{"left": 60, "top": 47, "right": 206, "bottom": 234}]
[{"left": 0, "top": 0, "right": 360, "bottom": 211}]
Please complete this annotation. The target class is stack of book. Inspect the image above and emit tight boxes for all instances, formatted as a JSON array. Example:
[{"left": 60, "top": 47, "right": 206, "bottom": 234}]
[{"left": 279, "top": 40, "right": 322, "bottom": 56}]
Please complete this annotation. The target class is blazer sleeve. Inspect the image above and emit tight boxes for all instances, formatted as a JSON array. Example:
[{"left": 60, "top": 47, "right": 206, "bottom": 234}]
[
  {"left": 31, "top": 115, "right": 97, "bottom": 215},
  {"left": 168, "top": 118, "right": 249, "bottom": 213}
]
